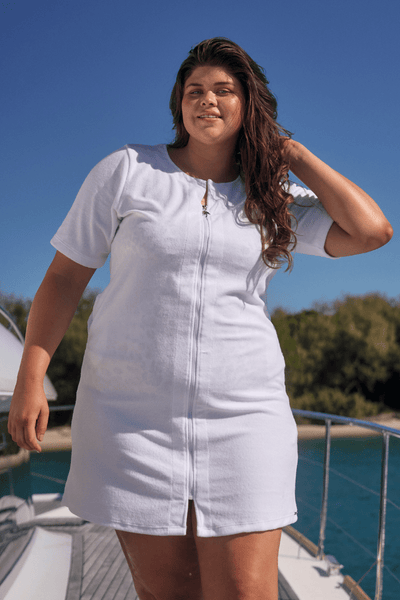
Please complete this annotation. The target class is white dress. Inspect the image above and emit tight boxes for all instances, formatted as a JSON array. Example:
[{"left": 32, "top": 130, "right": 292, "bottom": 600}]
[{"left": 52, "top": 144, "right": 335, "bottom": 537}]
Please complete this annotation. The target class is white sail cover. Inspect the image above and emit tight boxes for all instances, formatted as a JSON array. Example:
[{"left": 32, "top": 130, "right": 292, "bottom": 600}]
[{"left": 0, "top": 322, "right": 57, "bottom": 407}]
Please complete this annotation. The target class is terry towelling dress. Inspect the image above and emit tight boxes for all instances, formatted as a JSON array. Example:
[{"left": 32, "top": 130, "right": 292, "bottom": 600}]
[{"left": 52, "top": 144, "right": 335, "bottom": 537}]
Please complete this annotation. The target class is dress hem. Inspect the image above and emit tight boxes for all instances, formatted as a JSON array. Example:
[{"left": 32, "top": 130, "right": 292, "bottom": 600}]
[{"left": 61, "top": 497, "right": 298, "bottom": 537}]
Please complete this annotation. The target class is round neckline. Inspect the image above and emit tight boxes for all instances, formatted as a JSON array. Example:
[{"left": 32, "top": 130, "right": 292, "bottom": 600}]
[{"left": 163, "top": 144, "right": 241, "bottom": 185}]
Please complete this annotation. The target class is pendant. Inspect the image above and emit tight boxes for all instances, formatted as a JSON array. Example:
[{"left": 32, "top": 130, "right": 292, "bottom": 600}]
[{"left": 202, "top": 206, "right": 210, "bottom": 217}]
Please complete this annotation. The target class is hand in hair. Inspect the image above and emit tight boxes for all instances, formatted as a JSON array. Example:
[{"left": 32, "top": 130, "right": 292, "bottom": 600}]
[{"left": 283, "top": 140, "right": 393, "bottom": 257}]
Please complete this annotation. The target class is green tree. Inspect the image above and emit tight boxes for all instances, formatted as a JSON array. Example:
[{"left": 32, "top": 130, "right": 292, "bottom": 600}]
[
  {"left": 331, "top": 295, "right": 398, "bottom": 405},
  {"left": 291, "top": 387, "right": 379, "bottom": 419},
  {"left": 0, "top": 293, "right": 31, "bottom": 336},
  {"left": 273, "top": 293, "right": 400, "bottom": 414},
  {"left": 3, "top": 290, "right": 399, "bottom": 419},
  {"left": 1, "top": 288, "right": 98, "bottom": 425},
  {"left": 46, "top": 289, "right": 98, "bottom": 408}
]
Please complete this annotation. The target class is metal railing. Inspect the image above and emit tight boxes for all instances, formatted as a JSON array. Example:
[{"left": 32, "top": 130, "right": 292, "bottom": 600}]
[
  {"left": 292, "top": 409, "right": 400, "bottom": 600},
  {"left": 0, "top": 306, "right": 25, "bottom": 344},
  {"left": 2, "top": 402, "right": 399, "bottom": 599}
]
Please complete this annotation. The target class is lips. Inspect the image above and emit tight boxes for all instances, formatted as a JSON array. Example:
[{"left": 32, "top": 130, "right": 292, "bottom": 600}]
[{"left": 197, "top": 113, "right": 221, "bottom": 119}]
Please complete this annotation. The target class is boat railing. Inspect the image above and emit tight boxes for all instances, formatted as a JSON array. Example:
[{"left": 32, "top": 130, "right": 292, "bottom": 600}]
[
  {"left": 292, "top": 408, "right": 400, "bottom": 600},
  {"left": 1, "top": 404, "right": 399, "bottom": 599},
  {"left": 0, "top": 306, "right": 25, "bottom": 345}
]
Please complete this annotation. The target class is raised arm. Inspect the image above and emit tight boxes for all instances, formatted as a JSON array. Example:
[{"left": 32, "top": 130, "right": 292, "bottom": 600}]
[
  {"left": 284, "top": 139, "right": 393, "bottom": 257},
  {"left": 8, "top": 251, "right": 96, "bottom": 452}
]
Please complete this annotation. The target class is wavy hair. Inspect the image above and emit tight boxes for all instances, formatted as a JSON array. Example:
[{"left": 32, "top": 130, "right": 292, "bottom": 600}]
[{"left": 169, "top": 37, "right": 296, "bottom": 270}]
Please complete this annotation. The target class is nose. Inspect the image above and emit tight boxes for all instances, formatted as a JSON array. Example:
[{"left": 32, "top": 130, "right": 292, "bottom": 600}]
[{"left": 201, "top": 91, "right": 217, "bottom": 106}]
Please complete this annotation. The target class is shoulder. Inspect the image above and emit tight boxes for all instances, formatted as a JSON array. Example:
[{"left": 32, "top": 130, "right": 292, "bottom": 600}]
[
  {"left": 85, "top": 146, "right": 130, "bottom": 185},
  {"left": 84, "top": 144, "right": 170, "bottom": 189},
  {"left": 125, "top": 142, "right": 166, "bottom": 156},
  {"left": 92, "top": 143, "right": 167, "bottom": 171},
  {"left": 117, "top": 143, "right": 177, "bottom": 180}
]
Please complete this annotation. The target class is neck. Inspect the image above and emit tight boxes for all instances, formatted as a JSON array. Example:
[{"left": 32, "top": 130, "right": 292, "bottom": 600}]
[{"left": 169, "top": 139, "right": 239, "bottom": 183}]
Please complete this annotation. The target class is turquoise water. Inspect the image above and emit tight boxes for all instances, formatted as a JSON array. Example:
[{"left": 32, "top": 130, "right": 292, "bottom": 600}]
[
  {"left": 30, "top": 450, "right": 72, "bottom": 494},
  {"left": 5, "top": 439, "right": 400, "bottom": 600},
  {"left": 296, "top": 436, "right": 400, "bottom": 600}
]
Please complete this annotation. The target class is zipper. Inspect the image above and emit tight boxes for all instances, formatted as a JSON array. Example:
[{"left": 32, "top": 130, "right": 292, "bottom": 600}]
[
  {"left": 187, "top": 181, "right": 211, "bottom": 501},
  {"left": 188, "top": 417, "right": 193, "bottom": 499}
]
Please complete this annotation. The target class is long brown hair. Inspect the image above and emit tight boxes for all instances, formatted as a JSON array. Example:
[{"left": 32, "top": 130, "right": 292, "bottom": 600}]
[{"left": 169, "top": 37, "right": 296, "bottom": 270}]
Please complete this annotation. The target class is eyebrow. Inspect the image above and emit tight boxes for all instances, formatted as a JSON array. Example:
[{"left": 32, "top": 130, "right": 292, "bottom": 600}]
[{"left": 185, "top": 81, "right": 235, "bottom": 88}]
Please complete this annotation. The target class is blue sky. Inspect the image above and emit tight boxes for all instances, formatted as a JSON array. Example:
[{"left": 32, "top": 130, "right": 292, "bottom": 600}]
[{"left": 1, "top": 0, "right": 399, "bottom": 314}]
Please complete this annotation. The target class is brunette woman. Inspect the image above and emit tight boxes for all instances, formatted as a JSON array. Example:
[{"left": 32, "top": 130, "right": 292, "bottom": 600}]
[{"left": 9, "top": 38, "right": 392, "bottom": 600}]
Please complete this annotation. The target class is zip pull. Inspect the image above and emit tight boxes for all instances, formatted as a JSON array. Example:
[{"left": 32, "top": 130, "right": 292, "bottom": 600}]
[{"left": 201, "top": 182, "right": 210, "bottom": 217}]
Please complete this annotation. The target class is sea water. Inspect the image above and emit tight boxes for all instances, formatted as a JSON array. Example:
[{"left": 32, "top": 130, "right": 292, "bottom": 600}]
[
  {"left": 10, "top": 439, "right": 400, "bottom": 600},
  {"left": 296, "top": 436, "right": 400, "bottom": 600},
  {"left": 30, "top": 450, "right": 71, "bottom": 494}
]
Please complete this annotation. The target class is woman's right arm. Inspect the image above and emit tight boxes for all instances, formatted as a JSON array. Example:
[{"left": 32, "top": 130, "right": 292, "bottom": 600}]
[{"left": 8, "top": 251, "right": 96, "bottom": 452}]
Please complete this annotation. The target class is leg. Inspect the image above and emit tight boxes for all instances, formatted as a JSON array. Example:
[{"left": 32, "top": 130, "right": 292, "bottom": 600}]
[
  {"left": 192, "top": 505, "right": 282, "bottom": 600},
  {"left": 115, "top": 501, "right": 203, "bottom": 600}
]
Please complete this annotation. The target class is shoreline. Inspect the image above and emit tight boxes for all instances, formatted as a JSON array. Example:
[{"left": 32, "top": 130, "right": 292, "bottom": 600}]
[
  {"left": 36, "top": 415, "right": 400, "bottom": 452},
  {"left": 297, "top": 417, "right": 400, "bottom": 440}
]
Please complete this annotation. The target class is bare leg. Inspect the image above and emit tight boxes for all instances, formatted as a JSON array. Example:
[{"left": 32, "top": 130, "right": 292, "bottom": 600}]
[
  {"left": 117, "top": 501, "right": 282, "bottom": 600},
  {"left": 115, "top": 501, "right": 203, "bottom": 600},
  {"left": 192, "top": 505, "right": 282, "bottom": 600}
]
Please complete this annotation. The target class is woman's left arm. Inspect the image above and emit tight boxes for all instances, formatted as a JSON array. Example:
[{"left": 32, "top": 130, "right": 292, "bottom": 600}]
[{"left": 284, "top": 139, "right": 393, "bottom": 257}]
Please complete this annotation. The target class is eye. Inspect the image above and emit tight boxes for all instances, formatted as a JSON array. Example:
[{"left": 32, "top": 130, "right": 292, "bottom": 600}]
[{"left": 217, "top": 89, "right": 232, "bottom": 95}]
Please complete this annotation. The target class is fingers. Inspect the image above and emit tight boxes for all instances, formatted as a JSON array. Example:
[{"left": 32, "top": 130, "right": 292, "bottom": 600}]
[
  {"left": 280, "top": 138, "right": 301, "bottom": 165},
  {"left": 8, "top": 418, "right": 36, "bottom": 452},
  {"left": 8, "top": 406, "right": 49, "bottom": 453},
  {"left": 10, "top": 418, "right": 41, "bottom": 452},
  {"left": 8, "top": 385, "right": 50, "bottom": 452},
  {"left": 24, "top": 420, "right": 43, "bottom": 452},
  {"left": 36, "top": 408, "right": 49, "bottom": 444}
]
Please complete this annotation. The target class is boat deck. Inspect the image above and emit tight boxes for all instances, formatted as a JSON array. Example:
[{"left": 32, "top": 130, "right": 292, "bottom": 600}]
[
  {"left": 30, "top": 520, "right": 299, "bottom": 600},
  {"left": 0, "top": 495, "right": 360, "bottom": 600}
]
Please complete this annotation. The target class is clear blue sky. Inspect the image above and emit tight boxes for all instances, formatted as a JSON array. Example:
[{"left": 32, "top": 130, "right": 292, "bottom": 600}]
[{"left": 1, "top": 0, "right": 399, "bottom": 314}]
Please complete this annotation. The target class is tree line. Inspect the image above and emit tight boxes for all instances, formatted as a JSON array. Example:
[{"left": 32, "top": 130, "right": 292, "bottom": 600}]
[
  {"left": 0, "top": 290, "right": 96, "bottom": 427},
  {"left": 1, "top": 290, "right": 399, "bottom": 425},
  {"left": 272, "top": 294, "right": 400, "bottom": 417}
]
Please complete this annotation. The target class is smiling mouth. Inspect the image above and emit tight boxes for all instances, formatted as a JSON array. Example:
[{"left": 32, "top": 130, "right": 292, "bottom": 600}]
[{"left": 198, "top": 115, "right": 221, "bottom": 119}]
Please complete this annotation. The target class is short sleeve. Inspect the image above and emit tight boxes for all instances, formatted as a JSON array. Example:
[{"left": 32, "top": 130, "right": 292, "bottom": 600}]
[
  {"left": 289, "top": 182, "right": 337, "bottom": 259},
  {"left": 50, "top": 146, "right": 130, "bottom": 268}
]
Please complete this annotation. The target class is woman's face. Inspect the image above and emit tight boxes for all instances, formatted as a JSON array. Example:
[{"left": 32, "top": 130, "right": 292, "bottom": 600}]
[{"left": 181, "top": 65, "right": 245, "bottom": 148}]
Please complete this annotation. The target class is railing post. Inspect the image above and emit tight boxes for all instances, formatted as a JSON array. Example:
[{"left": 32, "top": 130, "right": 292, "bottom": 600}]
[
  {"left": 317, "top": 418, "right": 332, "bottom": 559},
  {"left": 375, "top": 432, "right": 389, "bottom": 600}
]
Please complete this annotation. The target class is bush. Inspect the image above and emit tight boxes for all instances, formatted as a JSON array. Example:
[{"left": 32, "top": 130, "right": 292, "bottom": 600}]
[{"left": 291, "top": 387, "right": 381, "bottom": 419}]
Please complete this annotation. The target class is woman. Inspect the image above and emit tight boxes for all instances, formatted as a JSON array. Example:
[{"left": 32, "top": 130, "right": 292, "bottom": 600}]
[{"left": 8, "top": 38, "right": 392, "bottom": 600}]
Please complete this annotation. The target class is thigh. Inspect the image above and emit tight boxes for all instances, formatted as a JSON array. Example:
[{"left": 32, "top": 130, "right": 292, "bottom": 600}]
[
  {"left": 115, "top": 501, "right": 202, "bottom": 600},
  {"left": 192, "top": 506, "right": 282, "bottom": 600}
]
